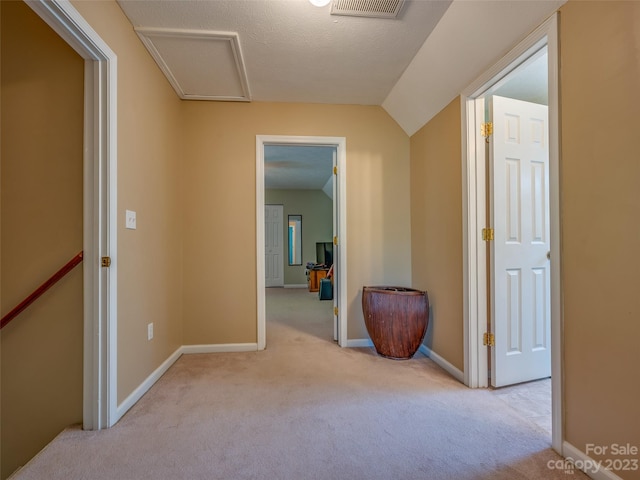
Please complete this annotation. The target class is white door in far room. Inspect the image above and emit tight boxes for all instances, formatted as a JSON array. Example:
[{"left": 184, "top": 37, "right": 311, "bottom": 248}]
[
  {"left": 265, "top": 204, "right": 284, "bottom": 287},
  {"left": 490, "top": 95, "right": 551, "bottom": 387}
]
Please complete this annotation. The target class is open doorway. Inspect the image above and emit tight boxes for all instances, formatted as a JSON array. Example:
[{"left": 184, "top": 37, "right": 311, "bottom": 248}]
[
  {"left": 256, "top": 136, "right": 347, "bottom": 350},
  {"left": 461, "top": 15, "right": 561, "bottom": 451},
  {"left": 483, "top": 52, "right": 552, "bottom": 436},
  {"left": 263, "top": 145, "right": 335, "bottom": 345},
  {"left": 25, "top": 0, "right": 118, "bottom": 431}
]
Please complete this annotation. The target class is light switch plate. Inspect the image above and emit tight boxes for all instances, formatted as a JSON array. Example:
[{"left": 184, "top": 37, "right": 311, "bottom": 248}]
[
  {"left": 125, "top": 210, "right": 136, "bottom": 229},
  {"left": 147, "top": 323, "right": 153, "bottom": 340}
]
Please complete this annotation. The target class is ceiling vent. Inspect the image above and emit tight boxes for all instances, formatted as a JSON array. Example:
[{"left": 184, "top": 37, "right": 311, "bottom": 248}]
[{"left": 330, "top": 0, "right": 405, "bottom": 19}]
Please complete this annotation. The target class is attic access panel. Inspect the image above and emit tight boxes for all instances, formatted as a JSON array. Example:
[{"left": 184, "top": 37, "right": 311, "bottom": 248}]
[{"left": 135, "top": 28, "right": 251, "bottom": 102}]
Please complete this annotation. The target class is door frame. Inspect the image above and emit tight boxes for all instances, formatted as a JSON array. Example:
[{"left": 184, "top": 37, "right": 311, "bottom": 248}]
[
  {"left": 256, "top": 135, "right": 347, "bottom": 349},
  {"left": 27, "top": 0, "right": 118, "bottom": 429},
  {"left": 460, "top": 14, "right": 562, "bottom": 452}
]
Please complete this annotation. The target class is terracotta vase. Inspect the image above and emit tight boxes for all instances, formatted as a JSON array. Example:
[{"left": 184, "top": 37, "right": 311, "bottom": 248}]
[{"left": 362, "top": 286, "right": 429, "bottom": 360}]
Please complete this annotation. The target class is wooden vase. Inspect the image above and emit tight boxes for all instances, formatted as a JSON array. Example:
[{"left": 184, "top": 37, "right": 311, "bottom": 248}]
[{"left": 362, "top": 286, "right": 429, "bottom": 360}]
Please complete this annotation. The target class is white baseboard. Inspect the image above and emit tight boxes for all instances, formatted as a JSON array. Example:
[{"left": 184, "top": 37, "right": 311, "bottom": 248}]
[
  {"left": 284, "top": 284, "right": 307, "bottom": 289},
  {"left": 181, "top": 343, "right": 258, "bottom": 354},
  {"left": 115, "top": 346, "right": 183, "bottom": 422},
  {"left": 418, "top": 344, "right": 464, "bottom": 383},
  {"left": 562, "top": 441, "right": 625, "bottom": 480},
  {"left": 345, "top": 338, "right": 374, "bottom": 348}
]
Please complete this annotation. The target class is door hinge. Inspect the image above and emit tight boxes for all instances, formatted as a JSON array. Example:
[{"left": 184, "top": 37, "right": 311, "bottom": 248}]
[
  {"left": 483, "top": 332, "right": 495, "bottom": 347},
  {"left": 101, "top": 256, "right": 111, "bottom": 268},
  {"left": 333, "top": 166, "right": 338, "bottom": 175},
  {"left": 333, "top": 236, "right": 338, "bottom": 245},
  {"left": 481, "top": 122, "right": 493, "bottom": 141},
  {"left": 482, "top": 228, "right": 494, "bottom": 241},
  {"left": 334, "top": 306, "right": 339, "bottom": 316}
]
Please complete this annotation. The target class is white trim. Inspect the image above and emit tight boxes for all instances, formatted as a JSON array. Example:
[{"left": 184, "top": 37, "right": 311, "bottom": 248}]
[
  {"left": 181, "top": 343, "right": 259, "bottom": 354},
  {"left": 546, "top": 15, "right": 563, "bottom": 456},
  {"left": 562, "top": 442, "right": 625, "bottom": 480},
  {"left": 256, "top": 141, "right": 266, "bottom": 350},
  {"left": 345, "top": 339, "right": 373, "bottom": 348},
  {"left": 461, "top": 13, "right": 562, "bottom": 453},
  {"left": 256, "top": 136, "right": 348, "bottom": 350},
  {"left": 461, "top": 95, "right": 487, "bottom": 389},
  {"left": 115, "top": 347, "right": 182, "bottom": 421},
  {"left": 284, "top": 284, "right": 308, "bottom": 289},
  {"left": 26, "top": 0, "right": 118, "bottom": 430},
  {"left": 419, "top": 345, "right": 464, "bottom": 383}
]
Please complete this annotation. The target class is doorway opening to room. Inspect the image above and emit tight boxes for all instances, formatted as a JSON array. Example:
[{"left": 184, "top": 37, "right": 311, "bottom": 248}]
[
  {"left": 256, "top": 136, "right": 347, "bottom": 350},
  {"left": 484, "top": 48, "right": 552, "bottom": 438},
  {"left": 462, "top": 15, "right": 561, "bottom": 450},
  {"left": 5, "top": 1, "right": 116, "bottom": 432},
  {"left": 1, "top": 2, "right": 117, "bottom": 476}
]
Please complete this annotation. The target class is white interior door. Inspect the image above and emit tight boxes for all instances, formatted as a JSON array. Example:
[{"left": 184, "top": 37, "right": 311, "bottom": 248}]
[
  {"left": 265, "top": 205, "right": 284, "bottom": 287},
  {"left": 490, "top": 95, "right": 550, "bottom": 387}
]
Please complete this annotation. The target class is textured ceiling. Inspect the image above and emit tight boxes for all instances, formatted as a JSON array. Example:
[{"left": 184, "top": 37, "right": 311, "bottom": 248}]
[
  {"left": 264, "top": 145, "right": 334, "bottom": 190},
  {"left": 117, "top": 0, "right": 565, "bottom": 189},
  {"left": 117, "top": 0, "right": 453, "bottom": 105}
]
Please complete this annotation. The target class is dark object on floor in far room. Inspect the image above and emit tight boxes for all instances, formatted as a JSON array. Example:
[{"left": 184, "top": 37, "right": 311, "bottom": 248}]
[
  {"left": 318, "top": 277, "right": 333, "bottom": 300},
  {"left": 362, "top": 286, "right": 429, "bottom": 360}
]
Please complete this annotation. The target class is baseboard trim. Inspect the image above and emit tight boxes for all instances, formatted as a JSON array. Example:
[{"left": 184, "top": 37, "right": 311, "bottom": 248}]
[
  {"left": 181, "top": 343, "right": 258, "bottom": 354},
  {"left": 346, "top": 338, "right": 373, "bottom": 348},
  {"left": 562, "top": 441, "right": 625, "bottom": 480},
  {"left": 419, "top": 344, "right": 464, "bottom": 383},
  {"left": 284, "top": 284, "right": 307, "bottom": 289},
  {"left": 115, "top": 346, "right": 183, "bottom": 422}
]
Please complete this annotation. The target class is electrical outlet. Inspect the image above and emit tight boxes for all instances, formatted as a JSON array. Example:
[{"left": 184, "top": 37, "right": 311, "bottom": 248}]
[
  {"left": 147, "top": 323, "right": 153, "bottom": 341},
  {"left": 126, "top": 210, "right": 137, "bottom": 230}
]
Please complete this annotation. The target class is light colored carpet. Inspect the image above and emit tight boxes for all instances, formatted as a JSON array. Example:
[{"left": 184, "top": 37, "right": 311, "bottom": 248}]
[
  {"left": 11, "top": 288, "right": 587, "bottom": 480},
  {"left": 492, "top": 378, "right": 552, "bottom": 437}
]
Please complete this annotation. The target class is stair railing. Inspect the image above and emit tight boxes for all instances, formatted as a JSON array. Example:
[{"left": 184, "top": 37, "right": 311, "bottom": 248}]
[{"left": 1, "top": 251, "right": 84, "bottom": 330}]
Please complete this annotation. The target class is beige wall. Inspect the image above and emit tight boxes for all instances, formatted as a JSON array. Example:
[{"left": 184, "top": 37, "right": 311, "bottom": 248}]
[
  {"left": 0, "top": 2, "right": 83, "bottom": 477},
  {"left": 559, "top": 1, "right": 640, "bottom": 475},
  {"left": 182, "top": 101, "right": 411, "bottom": 343},
  {"left": 265, "top": 189, "right": 333, "bottom": 285},
  {"left": 409, "top": 98, "right": 463, "bottom": 370},
  {"left": 70, "top": 0, "right": 184, "bottom": 404}
]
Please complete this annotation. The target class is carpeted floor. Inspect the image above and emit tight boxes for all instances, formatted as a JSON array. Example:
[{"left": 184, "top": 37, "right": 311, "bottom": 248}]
[{"left": 11, "top": 288, "right": 587, "bottom": 480}]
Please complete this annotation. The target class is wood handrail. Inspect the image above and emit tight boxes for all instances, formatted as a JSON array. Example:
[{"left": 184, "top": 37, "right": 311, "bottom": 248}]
[{"left": 1, "top": 251, "right": 84, "bottom": 330}]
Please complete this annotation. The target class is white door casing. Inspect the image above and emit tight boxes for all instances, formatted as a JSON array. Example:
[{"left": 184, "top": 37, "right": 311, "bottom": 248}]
[
  {"left": 265, "top": 205, "right": 284, "bottom": 287},
  {"left": 332, "top": 149, "right": 338, "bottom": 342},
  {"left": 256, "top": 135, "right": 347, "bottom": 351},
  {"left": 26, "top": 0, "right": 118, "bottom": 429},
  {"left": 490, "top": 96, "right": 551, "bottom": 387}
]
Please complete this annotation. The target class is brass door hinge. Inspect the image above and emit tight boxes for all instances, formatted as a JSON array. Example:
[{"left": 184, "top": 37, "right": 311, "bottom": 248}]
[
  {"left": 483, "top": 332, "right": 495, "bottom": 347},
  {"left": 101, "top": 256, "right": 111, "bottom": 268},
  {"left": 334, "top": 306, "right": 339, "bottom": 316},
  {"left": 333, "top": 166, "right": 338, "bottom": 175},
  {"left": 333, "top": 236, "right": 338, "bottom": 245},
  {"left": 481, "top": 122, "right": 493, "bottom": 142},
  {"left": 482, "top": 228, "right": 494, "bottom": 241}
]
